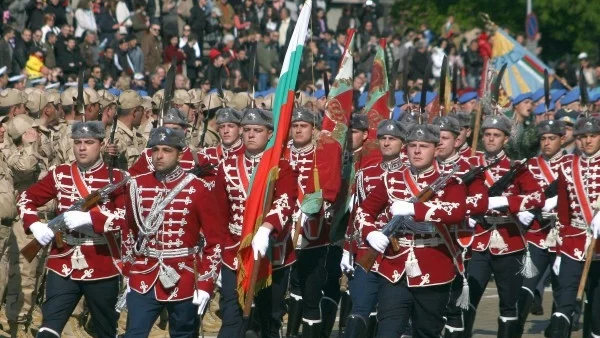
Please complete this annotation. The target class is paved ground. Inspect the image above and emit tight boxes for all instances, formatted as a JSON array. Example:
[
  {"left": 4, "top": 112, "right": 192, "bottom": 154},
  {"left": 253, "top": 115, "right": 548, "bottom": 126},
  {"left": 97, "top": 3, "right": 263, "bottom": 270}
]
[{"left": 2, "top": 281, "right": 585, "bottom": 337}]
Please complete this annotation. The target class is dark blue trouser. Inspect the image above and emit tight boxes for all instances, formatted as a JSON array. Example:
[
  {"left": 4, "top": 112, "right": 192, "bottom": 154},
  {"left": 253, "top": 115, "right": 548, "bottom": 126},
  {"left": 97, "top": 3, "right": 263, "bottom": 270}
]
[
  {"left": 322, "top": 245, "right": 343, "bottom": 303},
  {"left": 468, "top": 250, "right": 524, "bottom": 318},
  {"left": 124, "top": 287, "right": 198, "bottom": 338},
  {"left": 376, "top": 275, "right": 450, "bottom": 338},
  {"left": 289, "top": 246, "right": 328, "bottom": 321},
  {"left": 218, "top": 265, "right": 290, "bottom": 338},
  {"left": 522, "top": 244, "right": 555, "bottom": 297},
  {"left": 587, "top": 260, "right": 600, "bottom": 336},
  {"left": 347, "top": 266, "right": 379, "bottom": 320},
  {"left": 38, "top": 271, "right": 119, "bottom": 338},
  {"left": 550, "top": 255, "right": 583, "bottom": 322}
]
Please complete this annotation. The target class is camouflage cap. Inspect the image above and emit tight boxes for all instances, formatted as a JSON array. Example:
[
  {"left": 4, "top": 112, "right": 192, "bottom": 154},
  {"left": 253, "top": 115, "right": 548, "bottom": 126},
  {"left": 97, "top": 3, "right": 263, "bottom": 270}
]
[
  {"left": 351, "top": 114, "right": 369, "bottom": 131},
  {"left": 481, "top": 114, "right": 512, "bottom": 135},
  {"left": 201, "top": 93, "right": 224, "bottom": 111},
  {"left": 163, "top": 108, "right": 190, "bottom": 127},
  {"left": 61, "top": 87, "right": 78, "bottom": 107},
  {"left": 97, "top": 89, "right": 117, "bottom": 108},
  {"left": 216, "top": 107, "right": 243, "bottom": 125},
  {"left": 7, "top": 114, "right": 35, "bottom": 139},
  {"left": 229, "top": 92, "right": 251, "bottom": 110},
  {"left": 71, "top": 121, "right": 105, "bottom": 139},
  {"left": 406, "top": 124, "right": 440, "bottom": 144},
  {"left": 81, "top": 88, "right": 101, "bottom": 105},
  {"left": 223, "top": 90, "right": 234, "bottom": 104},
  {"left": 26, "top": 89, "right": 50, "bottom": 114},
  {"left": 256, "top": 93, "right": 274, "bottom": 110},
  {"left": 141, "top": 96, "right": 153, "bottom": 111},
  {"left": 148, "top": 126, "right": 186, "bottom": 149},
  {"left": 241, "top": 108, "right": 273, "bottom": 129},
  {"left": 188, "top": 89, "right": 204, "bottom": 105},
  {"left": 536, "top": 119, "right": 565, "bottom": 138},
  {"left": 152, "top": 89, "right": 165, "bottom": 108},
  {"left": 574, "top": 116, "right": 600, "bottom": 136},
  {"left": 119, "top": 90, "right": 143, "bottom": 110},
  {"left": 173, "top": 89, "right": 192, "bottom": 105},
  {"left": 291, "top": 107, "right": 321, "bottom": 128},
  {"left": 295, "top": 91, "right": 315, "bottom": 107},
  {"left": 0, "top": 89, "right": 27, "bottom": 107},
  {"left": 454, "top": 111, "right": 472, "bottom": 128},
  {"left": 47, "top": 91, "right": 61, "bottom": 105},
  {"left": 0, "top": 115, "right": 8, "bottom": 124},
  {"left": 377, "top": 119, "right": 405, "bottom": 139},
  {"left": 433, "top": 115, "right": 461, "bottom": 135}
]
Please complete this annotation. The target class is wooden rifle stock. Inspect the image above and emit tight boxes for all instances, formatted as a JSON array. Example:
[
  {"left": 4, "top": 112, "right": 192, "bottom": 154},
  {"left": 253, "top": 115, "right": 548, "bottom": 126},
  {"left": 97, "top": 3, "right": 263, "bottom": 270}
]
[
  {"left": 576, "top": 237, "right": 596, "bottom": 302},
  {"left": 20, "top": 191, "right": 103, "bottom": 263},
  {"left": 356, "top": 186, "right": 436, "bottom": 271}
]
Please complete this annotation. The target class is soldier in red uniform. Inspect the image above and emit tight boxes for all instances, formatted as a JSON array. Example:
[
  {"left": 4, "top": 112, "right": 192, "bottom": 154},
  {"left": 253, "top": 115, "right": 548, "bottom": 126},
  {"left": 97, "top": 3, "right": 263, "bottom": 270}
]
[
  {"left": 196, "top": 107, "right": 245, "bottom": 177},
  {"left": 17, "top": 121, "right": 127, "bottom": 338},
  {"left": 342, "top": 119, "right": 406, "bottom": 338},
  {"left": 551, "top": 116, "right": 600, "bottom": 337},
  {"left": 128, "top": 108, "right": 196, "bottom": 175},
  {"left": 515, "top": 120, "right": 568, "bottom": 336},
  {"left": 282, "top": 107, "right": 341, "bottom": 337},
  {"left": 433, "top": 115, "right": 489, "bottom": 338},
  {"left": 120, "top": 126, "right": 230, "bottom": 338},
  {"left": 454, "top": 111, "right": 474, "bottom": 157},
  {"left": 217, "top": 108, "right": 298, "bottom": 338},
  {"left": 464, "top": 114, "right": 544, "bottom": 338},
  {"left": 357, "top": 123, "right": 467, "bottom": 337}
]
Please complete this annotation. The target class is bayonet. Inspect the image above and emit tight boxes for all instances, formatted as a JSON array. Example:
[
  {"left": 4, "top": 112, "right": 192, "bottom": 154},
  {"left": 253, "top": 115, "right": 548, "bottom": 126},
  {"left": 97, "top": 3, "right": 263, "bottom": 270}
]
[{"left": 439, "top": 56, "right": 448, "bottom": 116}]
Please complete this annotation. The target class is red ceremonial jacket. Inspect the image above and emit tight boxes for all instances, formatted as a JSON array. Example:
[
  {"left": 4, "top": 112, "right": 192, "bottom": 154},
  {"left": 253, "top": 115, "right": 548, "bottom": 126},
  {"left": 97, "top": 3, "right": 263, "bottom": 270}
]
[
  {"left": 18, "top": 160, "right": 126, "bottom": 281},
  {"left": 525, "top": 152, "right": 568, "bottom": 251},
  {"left": 217, "top": 152, "right": 299, "bottom": 271},
  {"left": 284, "top": 138, "right": 342, "bottom": 249},
  {"left": 438, "top": 152, "right": 489, "bottom": 258},
  {"left": 557, "top": 152, "right": 600, "bottom": 261},
  {"left": 347, "top": 157, "right": 404, "bottom": 269},
  {"left": 469, "top": 151, "right": 544, "bottom": 255},
  {"left": 197, "top": 139, "right": 245, "bottom": 177},
  {"left": 357, "top": 164, "right": 467, "bottom": 287},
  {"left": 129, "top": 147, "right": 196, "bottom": 176},
  {"left": 458, "top": 143, "right": 472, "bottom": 158},
  {"left": 122, "top": 167, "right": 230, "bottom": 301}
]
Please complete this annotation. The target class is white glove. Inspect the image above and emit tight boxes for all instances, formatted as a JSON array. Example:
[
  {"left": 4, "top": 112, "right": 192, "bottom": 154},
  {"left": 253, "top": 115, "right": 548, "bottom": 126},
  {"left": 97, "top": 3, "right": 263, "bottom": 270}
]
[
  {"left": 591, "top": 212, "right": 600, "bottom": 239},
  {"left": 542, "top": 196, "right": 558, "bottom": 212},
  {"left": 488, "top": 196, "right": 509, "bottom": 210},
  {"left": 63, "top": 211, "right": 93, "bottom": 230},
  {"left": 366, "top": 231, "right": 389, "bottom": 253},
  {"left": 29, "top": 222, "right": 54, "bottom": 246},
  {"left": 517, "top": 211, "right": 535, "bottom": 227},
  {"left": 552, "top": 256, "right": 561, "bottom": 276},
  {"left": 251, "top": 226, "right": 271, "bottom": 260},
  {"left": 192, "top": 289, "right": 211, "bottom": 315},
  {"left": 390, "top": 200, "right": 415, "bottom": 216},
  {"left": 340, "top": 250, "right": 354, "bottom": 273},
  {"left": 468, "top": 217, "right": 477, "bottom": 228}
]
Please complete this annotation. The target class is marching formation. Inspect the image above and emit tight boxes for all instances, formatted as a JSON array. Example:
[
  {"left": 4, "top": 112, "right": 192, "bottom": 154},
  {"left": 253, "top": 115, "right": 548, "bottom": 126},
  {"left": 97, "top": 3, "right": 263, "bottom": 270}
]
[{"left": 1, "top": 16, "right": 600, "bottom": 338}]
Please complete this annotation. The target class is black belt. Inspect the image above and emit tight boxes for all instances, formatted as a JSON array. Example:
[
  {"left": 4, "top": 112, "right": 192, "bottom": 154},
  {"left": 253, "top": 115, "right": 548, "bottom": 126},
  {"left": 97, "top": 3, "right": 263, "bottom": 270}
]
[{"left": 0, "top": 218, "right": 13, "bottom": 226}]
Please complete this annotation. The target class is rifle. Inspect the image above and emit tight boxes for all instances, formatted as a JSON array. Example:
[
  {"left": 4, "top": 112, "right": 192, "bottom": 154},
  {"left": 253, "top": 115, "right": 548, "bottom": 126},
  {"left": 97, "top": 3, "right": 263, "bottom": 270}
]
[
  {"left": 160, "top": 57, "right": 177, "bottom": 126},
  {"left": 438, "top": 56, "right": 448, "bottom": 117},
  {"left": 460, "top": 157, "right": 501, "bottom": 186},
  {"left": 356, "top": 166, "right": 458, "bottom": 271},
  {"left": 20, "top": 174, "right": 130, "bottom": 263},
  {"left": 107, "top": 111, "right": 119, "bottom": 182},
  {"left": 76, "top": 68, "right": 85, "bottom": 120}
]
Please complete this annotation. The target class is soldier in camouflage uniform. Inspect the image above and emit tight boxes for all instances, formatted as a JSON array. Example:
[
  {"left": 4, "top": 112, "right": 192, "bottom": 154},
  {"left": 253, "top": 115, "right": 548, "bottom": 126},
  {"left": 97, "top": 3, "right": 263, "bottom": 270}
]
[
  {"left": 104, "top": 90, "right": 145, "bottom": 169},
  {"left": 55, "top": 88, "right": 83, "bottom": 165},
  {"left": 505, "top": 93, "right": 539, "bottom": 160},
  {"left": 189, "top": 93, "right": 221, "bottom": 151}
]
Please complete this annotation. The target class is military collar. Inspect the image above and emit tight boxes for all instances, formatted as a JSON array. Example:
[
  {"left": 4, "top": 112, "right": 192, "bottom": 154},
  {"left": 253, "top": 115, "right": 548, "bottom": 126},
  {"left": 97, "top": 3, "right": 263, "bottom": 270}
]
[
  {"left": 224, "top": 138, "right": 243, "bottom": 152},
  {"left": 116, "top": 119, "right": 134, "bottom": 138},
  {"left": 438, "top": 151, "right": 460, "bottom": 165},
  {"left": 77, "top": 158, "right": 103, "bottom": 173},
  {"left": 582, "top": 149, "right": 600, "bottom": 161},
  {"left": 290, "top": 142, "right": 314, "bottom": 155},
  {"left": 409, "top": 163, "right": 436, "bottom": 178},
  {"left": 484, "top": 150, "right": 506, "bottom": 163},
  {"left": 245, "top": 151, "right": 263, "bottom": 162},
  {"left": 381, "top": 157, "right": 403, "bottom": 172},
  {"left": 459, "top": 143, "right": 469, "bottom": 152},
  {"left": 543, "top": 150, "right": 565, "bottom": 163},
  {"left": 155, "top": 165, "right": 184, "bottom": 183}
]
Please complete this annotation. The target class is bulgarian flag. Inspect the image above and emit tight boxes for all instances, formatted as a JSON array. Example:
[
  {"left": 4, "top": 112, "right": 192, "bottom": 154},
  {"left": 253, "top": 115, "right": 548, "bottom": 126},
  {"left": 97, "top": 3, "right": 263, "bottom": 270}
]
[
  {"left": 364, "top": 39, "right": 390, "bottom": 140},
  {"left": 237, "top": 0, "right": 312, "bottom": 308}
]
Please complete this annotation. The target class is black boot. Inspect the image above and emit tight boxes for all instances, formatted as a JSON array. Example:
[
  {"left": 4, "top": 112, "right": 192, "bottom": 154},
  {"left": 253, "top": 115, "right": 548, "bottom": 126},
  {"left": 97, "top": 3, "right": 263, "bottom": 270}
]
[
  {"left": 319, "top": 298, "right": 338, "bottom": 338},
  {"left": 546, "top": 314, "right": 571, "bottom": 338},
  {"left": 337, "top": 291, "right": 352, "bottom": 336},
  {"left": 301, "top": 319, "right": 322, "bottom": 338},
  {"left": 366, "top": 313, "right": 377, "bottom": 338},
  {"left": 497, "top": 318, "right": 517, "bottom": 338},
  {"left": 343, "top": 315, "right": 367, "bottom": 338},
  {"left": 286, "top": 295, "right": 303, "bottom": 338},
  {"left": 463, "top": 308, "right": 476, "bottom": 338},
  {"left": 582, "top": 299, "right": 591, "bottom": 337},
  {"left": 516, "top": 289, "right": 534, "bottom": 337}
]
